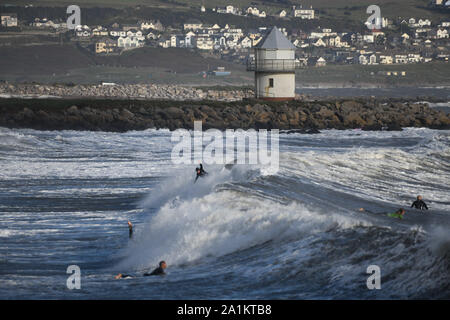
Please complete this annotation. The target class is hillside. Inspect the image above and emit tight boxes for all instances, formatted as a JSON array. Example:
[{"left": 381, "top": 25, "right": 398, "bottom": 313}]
[
  {"left": 9, "top": 0, "right": 449, "bottom": 22},
  {"left": 0, "top": 44, "right": 250, "bottom": 84}
]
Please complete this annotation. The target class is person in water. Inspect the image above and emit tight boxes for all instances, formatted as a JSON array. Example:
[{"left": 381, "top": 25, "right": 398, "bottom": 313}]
[
  {"left": 387, "top": 208, "right": 406, "bottom": 219},
  {"left": 358, "top": 207, "right": 406, "bottom": 219},
  {"left": 195, "top": 163, "right": 207, "bottom": 182},
  {"left": 144, "top": 261, "right": 167, "bottom": 276},
  {"left": 128, "top": 221, "right": 133, "bottom": 239},
  {"left": 411, "top": 195, "right": 428, "bottom": 210},
  {"left": 114, "top": 261, "right": 167, "bottom": 279}
]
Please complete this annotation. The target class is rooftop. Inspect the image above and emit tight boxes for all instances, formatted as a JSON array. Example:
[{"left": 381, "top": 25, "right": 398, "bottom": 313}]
[{"left": 256, "top": 27, "right": 296, "bottom": 50}]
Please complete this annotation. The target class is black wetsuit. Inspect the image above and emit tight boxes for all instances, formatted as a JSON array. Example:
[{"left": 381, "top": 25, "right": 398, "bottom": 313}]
[
  {"left": 144, "top": 267, "right": 166, "bottom": 276},
  {"left": 195, "top": 165, "right": 207, "bottom": 182},
  {"left": 411, "top": 200, "right": 428, "bottom": 210}
]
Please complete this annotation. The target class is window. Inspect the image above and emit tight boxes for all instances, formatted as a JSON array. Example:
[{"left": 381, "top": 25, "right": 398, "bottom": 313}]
[{"left": 269, "top": 78, "right": 274, "bottom": 88}]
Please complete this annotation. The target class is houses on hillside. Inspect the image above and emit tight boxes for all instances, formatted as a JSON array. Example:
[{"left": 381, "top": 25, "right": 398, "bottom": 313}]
[
  {"left": 206, "top": 4, "right": 316, "bottom": 19},
  {"left": 1, "top": 6, "right": 448, "bottom": 69}
]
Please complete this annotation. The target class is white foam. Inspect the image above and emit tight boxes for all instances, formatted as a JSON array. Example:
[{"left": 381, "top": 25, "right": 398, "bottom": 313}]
[{"left": 119, "top": 185, "right": 367, "bottom": 270}]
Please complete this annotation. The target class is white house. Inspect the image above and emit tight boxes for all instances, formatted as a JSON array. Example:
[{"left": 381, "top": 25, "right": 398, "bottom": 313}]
[
  {"left": 75, "top": 25, "right": 91, "bottom": 37},
  {"left": 418, "top": 19, "right": 432, "bottom": 27},
  {"left": 313, "top": 38, "right": 326, "bottom": 47},
  {"left": 246, "top": 7, "right": 259, "bottom": 16},
  {"left": 196, "top": 36, "right": 214, "bottom": 50},
  {"left": 127, "top": 30, "right": 143, "bottom": 38},
  {"left": 316, "top": 57, "right": 327, "bottom": 67},
  {"left": 408, "top": 54, "right": 422, "bottom": 63},
  {"left": 363, "top": 34, "right": 375, "bottom": 43},
  {"left": 118, "top": 36, "right": 143, "bottom": 48},
  {"left": 239, "top": 36, "right": 252, "bottom": 49},
  {"left": 310, "top": 29, "right": 337, "bottom": 39},
  {"left": 170, "top": 35, "right": 181, "bottom": 47},
  {"left": 140, "top": 20, "right": 164, "bottom": 31},
  {"left": 379, "top": 55, "right": 393, "bottom": 64},
  {"left": 183, "top": 21, "right": 203, "bottom": 31},
  {"left": 358, "top": 53, "right": 376, "bottom": 65},
  {"left": 1, "top": 13, "right": 18, "bottom": 27},
  {"left": 395, "top": 55, "right": 408, "bottom": 64},
  {"left": 293, "top": 6, "right": 315, "bottom": 19},
  {"left": 92, "top": 26, "right": 109, "bottom": 37},
  {"left": 185, "top": 31, "right": 196, "bottom": 48},
  {"left": 110, "top": 29, "right": 126, "bottom": 37},
  {"left": 437, "top": 28, "right": 449, "bottom": 38},
  {"left": 278, "top": 10, "right": 287, "bottom": 18},
  {"left": 226, "top": 5, "right": 237, "bottom": 14},
  {"left": 158, "top": 38, "right": 171, "bottom": 48},
  {"left": 359, "top": 55, "right": 369, "bottom": 65}
]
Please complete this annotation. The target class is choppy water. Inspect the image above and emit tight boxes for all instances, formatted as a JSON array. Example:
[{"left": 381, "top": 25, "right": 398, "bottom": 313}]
[{"left": 0, "top": 127, "right": 449, "bottom": 299}]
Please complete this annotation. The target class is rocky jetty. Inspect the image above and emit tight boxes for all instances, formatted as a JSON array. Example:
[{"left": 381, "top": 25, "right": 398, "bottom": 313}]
[
  {"left": 1, "top": 98, "right": 448, "bottom": 132},
  {"left": 0, "top": 83, "right": 253, "bottom": 102}
]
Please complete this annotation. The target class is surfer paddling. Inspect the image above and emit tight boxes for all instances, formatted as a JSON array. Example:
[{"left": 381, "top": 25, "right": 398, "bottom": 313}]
[
  {"left": 358, "top": 208, "right": 406, "bottom": 219},
  {"left": 115, "top": 261, "right": 168, "bottom": 279},
  {"left": 387, "top": 208, "right": 406, "bottom": 219}
]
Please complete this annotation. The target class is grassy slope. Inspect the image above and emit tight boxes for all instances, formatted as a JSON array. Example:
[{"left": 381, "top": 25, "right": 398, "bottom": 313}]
[
  {"left": 0, "top": 44, "right": 251, "bottom": 84},
  {"left": 11, "top": 0, "right": 444, "bottom": 19},
  {"left": 0, "top": 45, "right": 244, "bottom": 74}
]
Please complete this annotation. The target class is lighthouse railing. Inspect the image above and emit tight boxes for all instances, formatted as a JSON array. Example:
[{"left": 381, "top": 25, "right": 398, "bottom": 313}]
[{"left": 246, "top": 59, "right": 300, "bottom": 72}]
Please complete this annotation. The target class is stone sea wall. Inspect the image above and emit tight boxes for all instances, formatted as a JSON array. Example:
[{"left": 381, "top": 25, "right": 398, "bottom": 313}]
[
  {"left": 0, "top": 98, "right": 448, "bottom": 132},
  {"left": 0, "top": 83, "right": 253, "bottom": 101}
]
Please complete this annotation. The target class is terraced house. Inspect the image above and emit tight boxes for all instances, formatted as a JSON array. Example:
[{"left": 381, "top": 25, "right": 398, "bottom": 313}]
[{"left": 1, "top": 13, "right": 18, "bottom": 27}]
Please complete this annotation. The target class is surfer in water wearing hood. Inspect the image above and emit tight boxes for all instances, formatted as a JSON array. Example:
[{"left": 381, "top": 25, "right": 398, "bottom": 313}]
[
  {"left": 114, "top": 261, "right": 167, "bottom": 279},
  {"left": 411, "top": 195, "right": 428, "bottom": 210}
]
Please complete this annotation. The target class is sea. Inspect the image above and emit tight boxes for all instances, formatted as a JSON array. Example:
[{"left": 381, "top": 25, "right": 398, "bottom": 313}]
[{"left": 0, "top": 125, "right": 449, "bottom": 299}]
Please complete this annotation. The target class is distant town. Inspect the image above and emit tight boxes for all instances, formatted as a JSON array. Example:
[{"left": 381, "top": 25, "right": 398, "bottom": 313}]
[{"left": 0, "top": 1, "right": 449, "bottom": 76}]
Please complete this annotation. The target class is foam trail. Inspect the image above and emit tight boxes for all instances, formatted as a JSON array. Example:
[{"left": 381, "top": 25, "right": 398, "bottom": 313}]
[{"left": 118, "top": 188, "right": 368, "bottom": 271}]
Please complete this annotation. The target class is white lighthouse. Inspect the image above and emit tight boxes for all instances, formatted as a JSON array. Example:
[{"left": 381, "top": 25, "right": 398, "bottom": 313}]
[{"left": 247, "top": 27, "right": 298, "bottom": 101}]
